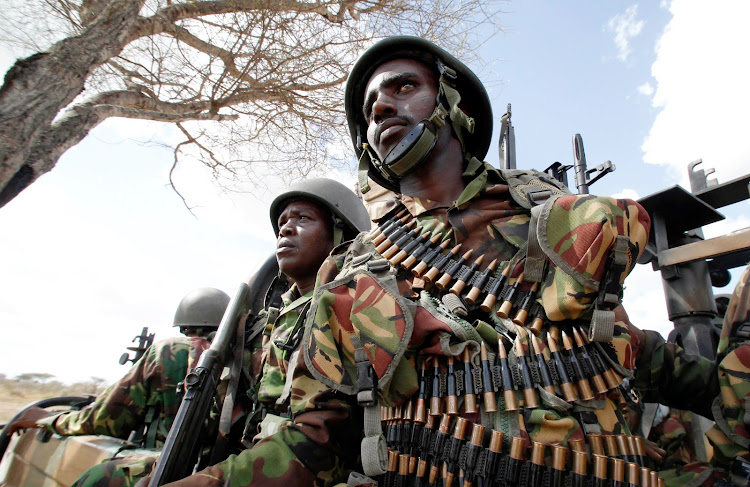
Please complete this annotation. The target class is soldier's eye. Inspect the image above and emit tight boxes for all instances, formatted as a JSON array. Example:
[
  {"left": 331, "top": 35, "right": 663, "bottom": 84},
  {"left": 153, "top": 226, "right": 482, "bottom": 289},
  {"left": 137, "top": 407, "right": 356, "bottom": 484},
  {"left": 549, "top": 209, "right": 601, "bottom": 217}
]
[{"left": 397, "top": 81, "right": 416, "bottom": 93}]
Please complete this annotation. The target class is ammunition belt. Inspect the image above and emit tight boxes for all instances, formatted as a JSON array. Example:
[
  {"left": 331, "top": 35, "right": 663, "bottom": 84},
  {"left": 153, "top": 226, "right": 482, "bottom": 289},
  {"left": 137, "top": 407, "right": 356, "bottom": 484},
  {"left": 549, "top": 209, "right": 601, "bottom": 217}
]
[
  {"left": 370, "top": 206, "right": 643, "bottom": 485},
  {"left": 371, "top": 207, "right": 626, "bottom": 407},
  {"left": 379, "top": 407, "right": 664, "bottom": 487}
]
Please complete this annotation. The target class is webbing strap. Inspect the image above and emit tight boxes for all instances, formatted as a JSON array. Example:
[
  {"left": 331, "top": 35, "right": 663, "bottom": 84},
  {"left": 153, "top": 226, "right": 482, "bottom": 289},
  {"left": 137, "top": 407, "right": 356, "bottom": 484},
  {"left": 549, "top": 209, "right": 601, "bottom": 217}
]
[
  {"left": 361, "top": 405, "right": 387, "bottom": 476},
  {"left": 589, "top": 309, "right": 615, "bottom": 343},
  {"left": 276, "top": 350, "right": 299, "bottom": 406},
  {"left": 145, "top": 408, "right": 158, "bottom": 449},
  {"left": 358, "top": 149, "right": 373, "bottom": 194},
  {"left": 713, "top": 396, "right": 750, "bottom": 449},
  {"left": 524, "top": 205, "right": 547, "bottom": 283},
  {"left": 440, "top": 80, "right": 474, "bottom": 152},
  {"left": 351, "top": 335, "right": 387, "bottom": 476}
]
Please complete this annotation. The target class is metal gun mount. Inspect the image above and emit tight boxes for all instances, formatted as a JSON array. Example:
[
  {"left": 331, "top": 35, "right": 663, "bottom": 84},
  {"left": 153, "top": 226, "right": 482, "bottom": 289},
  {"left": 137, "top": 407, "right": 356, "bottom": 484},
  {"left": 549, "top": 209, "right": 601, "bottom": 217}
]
[
  {"left": 638, "top": 159, "right": 750, "bottom": 359},
  {"left": 119, "top": 326, "right": 155, "bottom": 366},
  {"left": 541, "top": 134, "right": 615, "bottom": 194}
]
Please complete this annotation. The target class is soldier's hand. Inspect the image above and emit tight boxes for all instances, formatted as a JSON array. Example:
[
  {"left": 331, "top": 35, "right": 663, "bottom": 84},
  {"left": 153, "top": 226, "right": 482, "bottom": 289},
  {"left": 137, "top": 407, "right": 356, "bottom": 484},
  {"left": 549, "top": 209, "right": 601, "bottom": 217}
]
[
  {"left": 643, "top": 437, "right": 666, "bottom": 462},
  {"left": 6, "top": 407, "right": 54, "bottom": 436}
]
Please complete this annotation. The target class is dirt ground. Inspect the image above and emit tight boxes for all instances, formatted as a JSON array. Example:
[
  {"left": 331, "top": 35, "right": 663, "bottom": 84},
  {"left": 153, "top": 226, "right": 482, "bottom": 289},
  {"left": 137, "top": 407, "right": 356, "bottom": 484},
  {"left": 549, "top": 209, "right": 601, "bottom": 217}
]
[{"left": 0, "top": 382, "right": 102, "bottom": 425}]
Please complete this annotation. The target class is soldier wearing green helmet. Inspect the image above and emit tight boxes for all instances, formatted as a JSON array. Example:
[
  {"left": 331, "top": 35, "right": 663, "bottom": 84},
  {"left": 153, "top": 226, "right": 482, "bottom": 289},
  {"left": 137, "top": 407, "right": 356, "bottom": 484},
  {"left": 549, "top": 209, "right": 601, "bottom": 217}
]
[
  {"left": 133, "top": 178, "right": 369, "bottom": 487},
  {"left": 4, "top": 289, "right": 223, "bottom": 486},
  {"left": 173, "top": 287, "right": 232, "bottom": 338},
  {"left": 6, "top": 288, "right": 226, "bottom": 444},
  {"left": 344, "top": 36, "right": 493, "bottom": 195}
]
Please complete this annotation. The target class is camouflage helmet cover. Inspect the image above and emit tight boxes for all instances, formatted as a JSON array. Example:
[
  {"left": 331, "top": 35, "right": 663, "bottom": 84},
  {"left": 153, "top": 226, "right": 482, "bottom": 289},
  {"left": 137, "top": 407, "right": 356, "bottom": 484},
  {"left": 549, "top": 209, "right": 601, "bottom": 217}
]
[
  {"left": 269, "top": 178, "right": 371, "bottom": 237},
  {"left": 173, "top": 287, "right": 230, "bottom": 328},
  {"left": 345, "top": 36, "right": 493, "bottom": 190}
]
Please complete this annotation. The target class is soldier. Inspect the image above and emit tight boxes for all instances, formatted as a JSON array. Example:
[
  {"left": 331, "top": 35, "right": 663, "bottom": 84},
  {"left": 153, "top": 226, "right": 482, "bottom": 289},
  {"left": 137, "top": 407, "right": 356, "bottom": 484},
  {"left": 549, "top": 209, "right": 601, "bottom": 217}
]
[
  {"left": 156, "top": 37, "right": 653, "bottom": 487},
  {"left": 133, "top": 179, "right": 369, "bottom": 487},
  {"left": 242, "top": 178, "right": 371, "bottom": 443},
  {"left": 6, "top": 287, "right": 229, "bottom": 442},
  {"left": 633, "top": 264, "right": 750, "bottom": 486}
]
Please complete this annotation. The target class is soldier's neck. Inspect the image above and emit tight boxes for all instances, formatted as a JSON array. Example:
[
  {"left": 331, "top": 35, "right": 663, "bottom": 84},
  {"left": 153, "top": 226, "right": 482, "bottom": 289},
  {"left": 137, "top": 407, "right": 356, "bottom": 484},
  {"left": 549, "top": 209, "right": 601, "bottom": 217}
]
[{"left": 399, "top": 137, "right": 466, "bottom": 205}]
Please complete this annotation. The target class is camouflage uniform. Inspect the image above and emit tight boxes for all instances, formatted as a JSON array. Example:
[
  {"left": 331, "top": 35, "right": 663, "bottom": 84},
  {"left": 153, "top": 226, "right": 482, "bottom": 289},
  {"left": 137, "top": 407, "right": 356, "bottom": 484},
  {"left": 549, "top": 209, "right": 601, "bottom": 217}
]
[
  {"left": 635, "top": 264, "right": 750, "bottom": 486},
  {"left": 39, "top": 336, "right": 210, "bottom": 442},
  {"left": 51, "top": 336, "right": 210, "bottom": 487},
  {"left": 248, "top": 285, "right": 313, "bottom": 437},
  {"left": 185, "top": 162, "right": 651, "bottom": 486},
  {"left": 649, "top": 408, "right": 701, "bottom": 469}
]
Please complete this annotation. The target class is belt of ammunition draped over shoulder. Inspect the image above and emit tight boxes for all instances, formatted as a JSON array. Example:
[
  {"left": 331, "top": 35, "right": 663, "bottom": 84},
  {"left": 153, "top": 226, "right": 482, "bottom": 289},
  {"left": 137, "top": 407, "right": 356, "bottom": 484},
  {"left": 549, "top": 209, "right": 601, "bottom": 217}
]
[{"left": 303, "top": 170, "right": 653, "bottom": 486}]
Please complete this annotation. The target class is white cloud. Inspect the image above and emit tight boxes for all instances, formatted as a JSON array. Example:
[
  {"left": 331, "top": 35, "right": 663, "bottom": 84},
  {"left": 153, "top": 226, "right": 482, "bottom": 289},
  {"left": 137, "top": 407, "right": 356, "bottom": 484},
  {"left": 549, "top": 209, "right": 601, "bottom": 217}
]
[
  {"left": 607, "top": 5, "right": 645, "bottom": 63},
  {"left": 637, "top": 82, "right": 654, "bottom": 97},
  {"left": 612, "top": 188, "right": 641, "bottom": 200},
  {"left": 621, "top": 264, "right": 672, "bottom": 339},
  {"left": 702, "top": 214, "right": 750, "bottom": 240},
  {"left": 642, "top": 0, "right": 750, "bottom": 187}
]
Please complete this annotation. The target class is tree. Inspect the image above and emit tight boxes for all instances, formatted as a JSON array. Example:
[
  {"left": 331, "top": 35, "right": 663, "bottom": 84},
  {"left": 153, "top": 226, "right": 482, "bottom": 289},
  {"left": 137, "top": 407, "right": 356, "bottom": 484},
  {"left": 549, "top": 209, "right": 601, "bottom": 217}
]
[{"left": 0, "top": 0, "right": 502, "bottom": 209}]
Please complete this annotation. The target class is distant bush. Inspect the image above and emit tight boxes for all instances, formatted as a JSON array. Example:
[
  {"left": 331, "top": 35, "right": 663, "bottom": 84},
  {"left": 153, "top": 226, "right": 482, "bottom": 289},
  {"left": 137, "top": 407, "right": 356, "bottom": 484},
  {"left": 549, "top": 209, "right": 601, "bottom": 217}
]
[{"left": 0, "top": 374, "right": 107, "bottom": 398}]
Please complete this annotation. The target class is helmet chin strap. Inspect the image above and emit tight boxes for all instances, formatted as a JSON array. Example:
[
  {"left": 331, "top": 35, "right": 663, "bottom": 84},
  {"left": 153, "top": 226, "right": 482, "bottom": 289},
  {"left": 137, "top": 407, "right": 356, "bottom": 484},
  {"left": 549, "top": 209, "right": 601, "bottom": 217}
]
[{"left": 358, "top": 60, "right": 476, "bottom": 193}]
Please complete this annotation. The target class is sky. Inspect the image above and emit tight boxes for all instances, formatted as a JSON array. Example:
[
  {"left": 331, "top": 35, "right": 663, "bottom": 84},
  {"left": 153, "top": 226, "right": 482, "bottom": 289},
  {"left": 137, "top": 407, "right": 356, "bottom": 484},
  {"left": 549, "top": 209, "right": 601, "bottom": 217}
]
[{"left": 1, "top": 0, "right": 748, "bottom": 384}]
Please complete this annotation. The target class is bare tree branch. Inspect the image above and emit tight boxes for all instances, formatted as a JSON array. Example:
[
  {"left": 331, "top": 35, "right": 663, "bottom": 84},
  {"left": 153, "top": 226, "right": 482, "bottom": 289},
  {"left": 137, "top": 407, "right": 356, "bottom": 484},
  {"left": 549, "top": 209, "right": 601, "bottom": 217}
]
[{"left": 0, "top": 0, "right": 504, "bottom": 208}]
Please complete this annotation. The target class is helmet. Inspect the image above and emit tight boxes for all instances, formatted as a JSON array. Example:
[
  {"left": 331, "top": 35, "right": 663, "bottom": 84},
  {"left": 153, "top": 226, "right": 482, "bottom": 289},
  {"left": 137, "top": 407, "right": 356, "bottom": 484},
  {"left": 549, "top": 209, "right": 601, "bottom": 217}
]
[
  {"left": 345, "top": 36, "right": 493, "bottom": 192},
  {"left": 173, "top": 288, "right": 231, "bottom": 329},
  {"left": 269, "top": 178, "right": 371, "bottom": 245}
]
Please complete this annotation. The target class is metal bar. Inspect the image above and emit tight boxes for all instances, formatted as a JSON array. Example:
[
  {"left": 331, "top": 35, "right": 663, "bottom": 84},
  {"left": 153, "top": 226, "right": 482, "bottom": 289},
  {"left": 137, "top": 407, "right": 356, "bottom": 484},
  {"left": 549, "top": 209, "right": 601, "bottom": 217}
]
[{"left": 659, "top": 228, "right": 750, "bottom": 267}]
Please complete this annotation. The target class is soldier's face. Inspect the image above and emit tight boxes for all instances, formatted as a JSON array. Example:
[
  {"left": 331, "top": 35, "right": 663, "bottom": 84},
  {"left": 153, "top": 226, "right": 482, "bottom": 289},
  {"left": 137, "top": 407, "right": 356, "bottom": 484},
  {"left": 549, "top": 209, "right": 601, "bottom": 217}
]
[
  {"left": 276, "top": 200, "right": 334, "bottom": 292},
  {"left": 363, "top": 58, "right": 439, "bottom": 160}
]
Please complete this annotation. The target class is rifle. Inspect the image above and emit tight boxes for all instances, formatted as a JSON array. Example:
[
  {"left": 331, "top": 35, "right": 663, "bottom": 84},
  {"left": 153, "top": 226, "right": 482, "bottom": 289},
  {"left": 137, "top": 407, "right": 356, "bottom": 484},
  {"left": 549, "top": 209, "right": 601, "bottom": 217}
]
[
  {"left": 118, "top": 326, "right": 155, "bottom": 366},
  {"left": 148, "top": 254, "right": 280, "bottom": 485}
]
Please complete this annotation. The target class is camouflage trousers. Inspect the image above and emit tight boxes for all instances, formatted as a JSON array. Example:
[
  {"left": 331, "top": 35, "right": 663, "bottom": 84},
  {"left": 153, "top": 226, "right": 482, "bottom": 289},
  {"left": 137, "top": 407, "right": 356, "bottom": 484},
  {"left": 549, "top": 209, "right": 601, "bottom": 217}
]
[{"left": 71, "top": 455, "right": 157, "bottom": 487}]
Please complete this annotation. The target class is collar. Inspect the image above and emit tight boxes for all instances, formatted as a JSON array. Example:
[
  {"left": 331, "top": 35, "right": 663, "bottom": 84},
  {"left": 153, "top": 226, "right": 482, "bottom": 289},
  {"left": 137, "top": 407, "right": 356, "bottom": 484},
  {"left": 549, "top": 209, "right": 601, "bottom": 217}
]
[
  {"left": 398, "top": 159, "right": 498, "bottom": 217},
  {"left": 279, "top": 284, "right": 313, "bottom": 315}
]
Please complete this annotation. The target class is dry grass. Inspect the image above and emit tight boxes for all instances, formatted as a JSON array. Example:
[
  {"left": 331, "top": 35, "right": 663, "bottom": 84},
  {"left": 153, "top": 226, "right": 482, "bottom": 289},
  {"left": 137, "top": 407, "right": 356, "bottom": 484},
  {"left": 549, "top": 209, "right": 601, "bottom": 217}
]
[{"left": 0, "top": 378, "right": 105, "bottom": 424}]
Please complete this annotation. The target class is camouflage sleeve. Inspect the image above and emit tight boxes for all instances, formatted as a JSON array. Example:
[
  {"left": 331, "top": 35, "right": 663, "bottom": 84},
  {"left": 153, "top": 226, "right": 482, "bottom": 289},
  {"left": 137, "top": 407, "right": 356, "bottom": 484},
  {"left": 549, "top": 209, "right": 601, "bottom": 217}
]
[
  {"left": 705, "top": 265, "right": 750, "bottom": 465},
  {"left": 46, "top": 337, "right": 202, "bottom": 439},
  {"left": 633, "top": 330, "right": 718, "bottom": 418},
  {"left": 196, "top": 358, "right": 363, "bottom": 487}
]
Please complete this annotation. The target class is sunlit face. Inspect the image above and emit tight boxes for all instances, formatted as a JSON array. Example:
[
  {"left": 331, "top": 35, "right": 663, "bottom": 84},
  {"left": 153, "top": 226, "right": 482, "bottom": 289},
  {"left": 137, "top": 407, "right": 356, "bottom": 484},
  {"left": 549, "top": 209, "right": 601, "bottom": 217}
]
[
  {"left": 276, "top": 200, "right": 333, "bottom": 292},
  {"left": 362, "top": 58, "right": 439, "bottom": 160}
]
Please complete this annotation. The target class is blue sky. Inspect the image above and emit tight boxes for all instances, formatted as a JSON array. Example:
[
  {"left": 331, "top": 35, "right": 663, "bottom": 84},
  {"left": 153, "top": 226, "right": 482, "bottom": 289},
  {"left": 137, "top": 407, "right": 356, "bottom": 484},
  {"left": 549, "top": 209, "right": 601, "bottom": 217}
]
[{"left": 1, "top": 0, "right": 748, "bottom": 383}]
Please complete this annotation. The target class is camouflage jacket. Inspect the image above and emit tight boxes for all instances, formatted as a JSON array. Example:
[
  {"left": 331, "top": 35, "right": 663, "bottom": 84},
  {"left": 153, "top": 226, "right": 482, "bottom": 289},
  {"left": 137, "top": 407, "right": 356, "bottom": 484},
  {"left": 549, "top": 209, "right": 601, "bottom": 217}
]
[
  {"left": 255, "top": 285, "right": 312, "bottom": 410},
  {"left": 633, "top": 332, "right": 719, "bottom": 419},
  {"left": 635, "top": 265, "right": 750, "bottom": 486},
  {"left": 194, "top": 162, "right": 650, "bottom": 486},
  {"left": 707, "top": 264, "right": 750, "bottom": 467},
  {"left": 38, "top": 336, "right": 210, "bottom": 447}
]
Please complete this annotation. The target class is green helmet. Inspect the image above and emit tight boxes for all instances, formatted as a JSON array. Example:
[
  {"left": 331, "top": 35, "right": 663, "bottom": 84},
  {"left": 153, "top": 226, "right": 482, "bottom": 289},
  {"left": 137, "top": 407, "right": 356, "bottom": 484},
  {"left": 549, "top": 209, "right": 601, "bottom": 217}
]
[
  {"left": 173, "top": 287, "right": 230, "bottom": 330},
  {"left": 345, "top": 36, "right": 493, "bottom": 192},
  {"left": 269, "top": 178, "right": 371, "bottom": 246}
]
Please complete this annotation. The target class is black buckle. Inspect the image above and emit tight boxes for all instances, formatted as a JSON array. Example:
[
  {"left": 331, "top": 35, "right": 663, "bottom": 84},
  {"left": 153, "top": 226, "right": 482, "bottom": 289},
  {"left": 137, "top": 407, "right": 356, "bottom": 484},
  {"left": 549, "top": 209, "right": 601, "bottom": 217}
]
[
  {"left": 597, "top": 250, "right": 626, "bottom": 309},
  {"left": 355, "top": 360, "right": 378, "bottom": 407}
]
